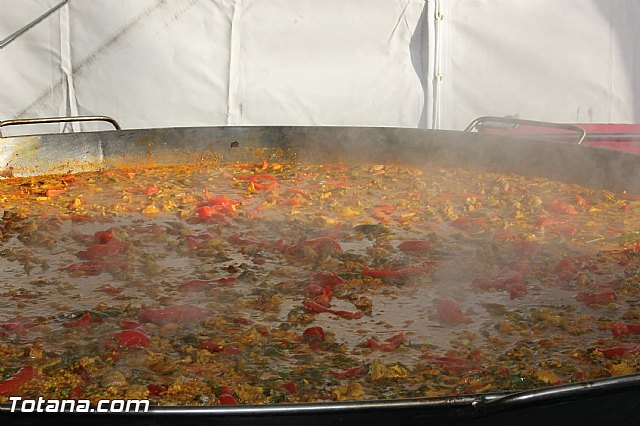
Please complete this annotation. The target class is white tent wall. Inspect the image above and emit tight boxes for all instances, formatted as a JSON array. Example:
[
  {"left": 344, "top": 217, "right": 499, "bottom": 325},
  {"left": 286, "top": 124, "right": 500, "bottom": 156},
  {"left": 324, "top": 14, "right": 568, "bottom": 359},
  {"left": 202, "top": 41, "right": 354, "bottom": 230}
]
[
  {"left": 1, "top": 0, "right": 639, "bottom": 132},
  {"left": 1, "top": 0, "right": 67, "bottom": 134},
  {"left": 434, "top": 0, "right": 640, "bottom": 130},
  {"left": 0, "top": 0, "right": 425, "bottom": 132}
]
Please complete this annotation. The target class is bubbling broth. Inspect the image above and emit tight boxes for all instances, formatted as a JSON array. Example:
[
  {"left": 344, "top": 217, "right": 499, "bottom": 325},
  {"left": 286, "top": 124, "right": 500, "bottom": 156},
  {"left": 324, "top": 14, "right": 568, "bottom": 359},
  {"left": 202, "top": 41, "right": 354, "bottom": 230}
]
[{"left": 0, "top": 158, "right": 639, "bottom": 405}]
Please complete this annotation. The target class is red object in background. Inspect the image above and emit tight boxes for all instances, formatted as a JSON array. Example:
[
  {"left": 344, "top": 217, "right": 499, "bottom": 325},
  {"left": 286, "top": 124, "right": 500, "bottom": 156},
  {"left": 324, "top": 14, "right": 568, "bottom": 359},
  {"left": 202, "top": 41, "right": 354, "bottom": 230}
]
[
  {"left": 479, "top": 122, "right": 640, "bottom": 154},
  {"left": 577, "top": 124, "right": 640, "bottom": 154}
]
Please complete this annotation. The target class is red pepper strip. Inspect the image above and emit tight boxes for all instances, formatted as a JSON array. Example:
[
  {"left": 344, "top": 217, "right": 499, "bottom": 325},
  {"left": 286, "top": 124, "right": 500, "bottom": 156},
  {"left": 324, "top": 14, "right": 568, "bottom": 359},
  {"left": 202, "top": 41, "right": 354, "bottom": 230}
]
[
  {"left": 123, "top": 185, "right": 158, "bottom": 196},
  {"left": 398, "top": 240, "right": 433, "bottom": 252},
  {"left": 76, "top": 244, "right": 123, "bottom": 259},
  {"left": 312, "top": 272, "right": 344, "bottom": 288},
  {"left": 611, "top": 322, "right": 640, "bottom": 337},
  {"left": 202, "top": 192, "right": 242, "bottom": 206},
  {"left": 302, "top": 326, "right": 325, "bottom": 350},
  {"left": 93, "top": 228, "right": 118, "bottom": 244},
  {"left": 331, "top": 366, "right": 365, "bottom": 379},
  {"left": 303, "top": 300, "right": 362, "bottom": 319},
  {"left": 147, "top": 384, "right": 168, "bottom": 396},
  {"left": 302, "top": 326, "right": 325, "bottom": 342},
  {"left": 472, "top": 274, "right": 527, "bottom": 299},
  {"left": 218, "top": 386, "right": 238, "bottom": 405},
  {"left": 236, "top": 174, "right": 278, "bottom": 190},
  {"left": 0, "top": 366, "right": 36, "bottom": 396},
  {"left": 371, "top": 204, "right": 394, "bottom": 222},
  {"left": 196, "top": 205, "right": 230, "bottom": 221},
  {"left": 63, "top": 313, "right": 91, "bottom": 328},
  {"left": 1, "top": 316, "right": 39, "bottom": 335},
  {"left": 435, "top": 299, "right": 472, "bottom": 325},
  {"left": 251, "top": 175, "right": 278, "bottom": 190},
  {"left": 138, "top": 305, "right": 214, "bottom": 325},
  {"left": 362, "top": 266, "right": 430, "bottom": 278},
  {"left": 64, "top": 261, "right": 134, "bottom": 276},
  {"left": 145, "top": 185, "right": 159, "bottom": 196},
  {"left": 549, "top": 199, "right": 578, "bottom": 215},
  {"left": 13, "top": 293, "right": 37, "bottom": 299},
  {"left": 68, "top": 384, "right": 83, "bottom": 399},
  {"left": 199, "top": 194, "right": 242, "bottom": 217},
  {"left": 365, "top": 333, "right": 405, "bottom": 352},
  {"left": 575, "top": 291, "right": 616, "bottom": 305},
  {"left": 282, "top": 381, "right": 297, "bottom": 393},
  {"left": 285, "top": 237, "right": 342, "bottom": 255},
  {"left": 107, "top": 330, "right": 151, "bottom": 347},
  {"left": 303, "top": 300, "right": 333, "bottom": 314},
  {"left": 313, "top": 287, "right": 333, "bottom": 307},
  {"left": 603, "top": 344, "right": 640, "bottom": 358},
  {"left": 331, "top": 309, "right": 363, "bottom": 319},
  {"left": 306, "top": 284, "right": 324, "bottom": 295},
  {"left": 199, "top": 342, "right": 224, "bottom": 353},
  {"left": 219, "top": 394, "right": 238, "bottom": 405}
]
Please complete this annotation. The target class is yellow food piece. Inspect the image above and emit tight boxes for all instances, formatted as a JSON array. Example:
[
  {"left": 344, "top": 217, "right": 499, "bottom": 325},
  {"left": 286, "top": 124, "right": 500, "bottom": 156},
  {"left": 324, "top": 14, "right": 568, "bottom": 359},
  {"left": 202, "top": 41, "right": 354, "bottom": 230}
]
[{"left": 332, "top": 383, "right": 365, "bottom": 401}]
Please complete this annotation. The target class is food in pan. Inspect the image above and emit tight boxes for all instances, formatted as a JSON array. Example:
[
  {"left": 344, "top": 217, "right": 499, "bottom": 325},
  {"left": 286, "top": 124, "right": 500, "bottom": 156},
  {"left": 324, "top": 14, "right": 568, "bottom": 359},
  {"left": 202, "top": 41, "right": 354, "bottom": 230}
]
[{"left": 0, "top": 159, "right": 639, "bottom": 405}]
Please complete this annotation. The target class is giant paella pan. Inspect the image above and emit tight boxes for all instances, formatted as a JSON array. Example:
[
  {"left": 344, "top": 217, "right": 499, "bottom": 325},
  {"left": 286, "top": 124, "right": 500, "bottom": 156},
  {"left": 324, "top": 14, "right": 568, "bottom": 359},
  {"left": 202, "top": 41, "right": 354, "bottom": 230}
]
[{"left": 0, "top": 116, "right": 639, "bottom": 425}]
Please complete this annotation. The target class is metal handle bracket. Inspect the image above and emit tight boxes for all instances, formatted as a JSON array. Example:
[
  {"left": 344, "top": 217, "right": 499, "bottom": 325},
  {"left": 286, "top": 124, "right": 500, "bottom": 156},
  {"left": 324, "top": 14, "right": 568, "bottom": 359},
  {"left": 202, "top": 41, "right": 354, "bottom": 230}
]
[
  {"left": 0, "top": 116, "right": 121, "bottom": 137},
  {"left": 465, "top": 116, "right": 587, "bottom": 144}
]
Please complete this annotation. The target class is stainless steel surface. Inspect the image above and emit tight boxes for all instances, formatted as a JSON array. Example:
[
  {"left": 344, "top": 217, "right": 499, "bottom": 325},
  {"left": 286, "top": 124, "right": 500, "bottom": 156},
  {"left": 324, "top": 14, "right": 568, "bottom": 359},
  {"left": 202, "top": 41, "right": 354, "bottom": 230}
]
[
  {"left": 0, "top": 0, "right": 68, "bottom": 49},
  {"left": 465, "top": 116, "right": 587, "bottom": 144},
  {"left": 0, "top": 115, "right": 121, "bottom": 136}
]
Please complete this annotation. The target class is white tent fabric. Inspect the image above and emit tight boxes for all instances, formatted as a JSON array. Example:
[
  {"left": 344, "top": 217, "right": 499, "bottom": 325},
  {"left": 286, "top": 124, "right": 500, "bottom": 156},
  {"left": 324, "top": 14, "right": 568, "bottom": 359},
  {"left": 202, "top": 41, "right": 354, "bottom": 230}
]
[
  {"left": 432, "top": 0, "right": 640, "bottom": 129},
  {"left": 0, "top": 0, "right": 425, "bottom": 132},
  {"left": 1, "top": 0, "right": 639, "bottom": 133}
]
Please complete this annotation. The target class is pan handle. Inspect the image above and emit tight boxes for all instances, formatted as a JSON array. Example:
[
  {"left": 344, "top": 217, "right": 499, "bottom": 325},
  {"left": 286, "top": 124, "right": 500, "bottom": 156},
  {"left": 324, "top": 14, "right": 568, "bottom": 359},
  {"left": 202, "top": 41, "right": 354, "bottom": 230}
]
[
  {"left": 465, "top": 116, "right": 587, "bottom": 145},
  {"left": 471, "top": 373, "right": 640, "bottom": 415},
  {"left": 0, "top": 115, "right": 121, "bottom": 136}
]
